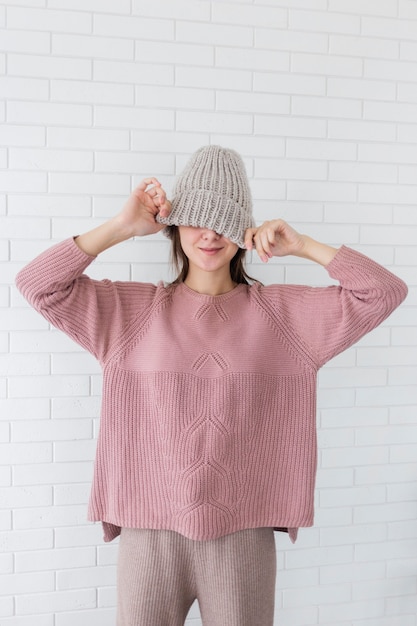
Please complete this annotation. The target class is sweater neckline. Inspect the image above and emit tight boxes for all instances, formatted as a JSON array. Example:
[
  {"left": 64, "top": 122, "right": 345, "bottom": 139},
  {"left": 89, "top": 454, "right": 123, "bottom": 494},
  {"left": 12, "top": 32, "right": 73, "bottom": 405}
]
[{"left": 177, "top": 281, "right": 246, "bottom": 303}]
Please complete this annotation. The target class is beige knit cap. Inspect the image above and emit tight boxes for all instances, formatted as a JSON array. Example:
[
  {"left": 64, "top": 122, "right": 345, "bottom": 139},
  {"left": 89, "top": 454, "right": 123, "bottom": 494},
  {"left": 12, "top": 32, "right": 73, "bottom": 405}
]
[{"left": 156, "top": 145, "right": 255, "bottom": 248}]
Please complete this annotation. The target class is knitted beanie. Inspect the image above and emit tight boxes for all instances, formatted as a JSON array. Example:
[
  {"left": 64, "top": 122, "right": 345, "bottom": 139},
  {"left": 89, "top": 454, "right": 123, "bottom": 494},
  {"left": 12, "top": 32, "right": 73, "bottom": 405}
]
[{"left": 156, "top": 145, "right": 255, "bottom": 248}]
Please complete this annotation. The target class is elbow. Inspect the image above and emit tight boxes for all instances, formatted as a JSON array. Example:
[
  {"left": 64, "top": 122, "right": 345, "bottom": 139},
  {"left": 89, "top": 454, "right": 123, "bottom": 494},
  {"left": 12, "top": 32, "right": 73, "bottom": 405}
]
[
  {"left": 396, "top": 278, "right": 408, "bottom": 306},
  {"left": 15, "top": 268, "right": 25, "bottom": 294},
  {"left": 383, "top": 278, "right": 408, "bottom": 317},
  {"left": 15, "top": 267, "right": 47, "bottom": 312},
  {"left": 15, "top": 268, "right": 31, "bottom": 304}
]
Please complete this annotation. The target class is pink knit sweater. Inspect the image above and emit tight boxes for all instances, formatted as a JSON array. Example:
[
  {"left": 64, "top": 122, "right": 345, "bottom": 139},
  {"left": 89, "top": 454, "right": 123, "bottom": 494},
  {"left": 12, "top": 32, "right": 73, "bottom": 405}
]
[{"left": 16, "top": 238, "right": 407, "bottom": 543}]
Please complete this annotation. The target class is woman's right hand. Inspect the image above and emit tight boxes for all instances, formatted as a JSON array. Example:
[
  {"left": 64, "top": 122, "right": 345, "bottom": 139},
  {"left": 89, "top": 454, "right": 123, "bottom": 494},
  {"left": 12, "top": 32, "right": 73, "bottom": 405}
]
[
  {"left": 75, "top": 178, "right": 171, "bottom": 257},
  {"left": 114, "top": 178, "right": 172, "bottom": 238}
]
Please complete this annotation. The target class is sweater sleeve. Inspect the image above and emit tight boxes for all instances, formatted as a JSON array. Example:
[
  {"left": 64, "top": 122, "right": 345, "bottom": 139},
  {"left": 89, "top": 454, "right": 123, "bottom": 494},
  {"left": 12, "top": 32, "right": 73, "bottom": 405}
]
[
  {"left": 15, "top": 237, "right": 157, "bottom": 363},
  {"left": 262, "top": 246, "right": 408, "bottom": 369}
]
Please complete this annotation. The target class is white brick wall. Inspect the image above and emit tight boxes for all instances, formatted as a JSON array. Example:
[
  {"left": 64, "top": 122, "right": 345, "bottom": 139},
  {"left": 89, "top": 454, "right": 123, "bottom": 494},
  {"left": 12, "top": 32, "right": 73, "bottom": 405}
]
[{"left": 2, "top": 0, "right": 417, "bottom": 624}]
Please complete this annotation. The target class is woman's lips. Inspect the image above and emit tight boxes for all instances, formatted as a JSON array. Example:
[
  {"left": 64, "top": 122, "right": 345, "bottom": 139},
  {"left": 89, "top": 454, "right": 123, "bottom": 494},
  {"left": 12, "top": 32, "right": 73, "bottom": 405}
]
[{"left": 199, "top": 247, "right": 223, "bottom": 255}]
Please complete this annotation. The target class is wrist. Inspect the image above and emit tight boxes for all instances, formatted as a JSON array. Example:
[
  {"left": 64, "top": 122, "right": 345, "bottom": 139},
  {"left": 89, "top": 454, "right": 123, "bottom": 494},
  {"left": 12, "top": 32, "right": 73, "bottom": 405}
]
[
  {"left": 296, "top": 235, "right": 339, "bottom": 266},
  {"left": 75, "top": 217, "right": 134, "bottom": 257},
  {"left": 110, "top": 214, "right": 137, "bottom": 240}
]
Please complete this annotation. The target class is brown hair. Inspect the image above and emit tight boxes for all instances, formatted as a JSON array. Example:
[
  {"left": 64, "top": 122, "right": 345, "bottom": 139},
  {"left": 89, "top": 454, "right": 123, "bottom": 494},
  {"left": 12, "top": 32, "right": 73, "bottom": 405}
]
[{"left": 167, "top": 225, "right": 257, "bottom": 286}]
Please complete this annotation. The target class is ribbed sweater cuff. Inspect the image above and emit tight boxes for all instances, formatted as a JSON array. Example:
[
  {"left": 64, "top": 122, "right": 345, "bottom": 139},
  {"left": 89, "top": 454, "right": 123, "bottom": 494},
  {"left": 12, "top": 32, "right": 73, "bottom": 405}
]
[{"left": 326, "top": 245, "right": 407, "bottom": 292}]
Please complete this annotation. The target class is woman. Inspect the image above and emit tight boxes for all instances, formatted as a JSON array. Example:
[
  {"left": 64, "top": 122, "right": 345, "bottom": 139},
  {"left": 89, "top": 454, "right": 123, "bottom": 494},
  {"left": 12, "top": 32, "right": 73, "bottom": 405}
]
[{"left": 16, "top": 145, "right": 407, "bottom": 626}]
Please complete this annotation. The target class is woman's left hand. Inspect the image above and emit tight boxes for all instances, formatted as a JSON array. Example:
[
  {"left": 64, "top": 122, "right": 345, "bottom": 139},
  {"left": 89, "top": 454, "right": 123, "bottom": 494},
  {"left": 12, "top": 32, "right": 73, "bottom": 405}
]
[{"left": 244, "top": 219, "right": 306, "bottom": 263}]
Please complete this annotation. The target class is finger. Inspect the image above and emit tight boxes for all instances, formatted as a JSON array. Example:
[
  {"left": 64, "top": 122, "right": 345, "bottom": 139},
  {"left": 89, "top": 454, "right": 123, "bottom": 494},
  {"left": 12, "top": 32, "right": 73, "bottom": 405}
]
[
  {"left": 258, "top": 231, "right": 273, "bottom": 260},
  {"left": 267, "top": 228, "right": 277, "bottom": 247},
  {"left": 244, "top": 228, "right": 257, "bottom": 250},
  {"left": 158, "top": 199, "right": 172, "bottom": 218},
  {"left": 153, "top": 188, "right": 166, "bottom": 205},
  {"left": 250, "top": 232, "right": 268, "bottom": 261},
  {"left": 255, "top": 238, "right": 269, "bottom": 263},
  {"left": 136, "top": 177, "right": 161, "bottom": 193}
]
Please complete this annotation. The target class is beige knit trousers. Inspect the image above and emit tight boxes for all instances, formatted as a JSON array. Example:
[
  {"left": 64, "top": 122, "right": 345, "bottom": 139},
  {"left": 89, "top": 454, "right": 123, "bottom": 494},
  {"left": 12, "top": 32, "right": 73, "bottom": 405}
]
[{"left": 116, "top": 527, "right": 276, "bottom": 626}]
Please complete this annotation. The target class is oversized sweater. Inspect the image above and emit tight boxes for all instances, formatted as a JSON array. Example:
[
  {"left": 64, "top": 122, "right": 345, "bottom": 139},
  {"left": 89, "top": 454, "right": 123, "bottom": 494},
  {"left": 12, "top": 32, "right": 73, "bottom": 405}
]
[{"left": 16, "top": 238, "right": 408, "bottom": 543}]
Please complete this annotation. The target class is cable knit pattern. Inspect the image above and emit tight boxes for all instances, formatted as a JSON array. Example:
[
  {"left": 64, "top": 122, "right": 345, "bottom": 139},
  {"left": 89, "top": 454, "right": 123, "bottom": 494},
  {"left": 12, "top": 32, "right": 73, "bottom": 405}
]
[{"left": 15, "top": 238, "right": 408, "bottom": 543}]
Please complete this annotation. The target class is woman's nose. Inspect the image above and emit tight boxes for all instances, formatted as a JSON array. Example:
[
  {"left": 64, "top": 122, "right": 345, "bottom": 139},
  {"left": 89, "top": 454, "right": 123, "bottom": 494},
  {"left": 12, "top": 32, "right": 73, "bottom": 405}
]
[{"left": 201, "top": 229, "right": 220, "bottom": 240}]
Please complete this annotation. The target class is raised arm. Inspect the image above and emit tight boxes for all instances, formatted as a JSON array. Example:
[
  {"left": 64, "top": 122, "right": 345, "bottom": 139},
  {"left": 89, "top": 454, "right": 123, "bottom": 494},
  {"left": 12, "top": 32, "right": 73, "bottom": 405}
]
[
  {"left": 248, "top": 220, "right": 409, "bottom": 368},
  {"left": 15, "top": 179, "right": 171, "bottom": 361},
  {"left": 75, "top": 178, "right": 171, "bottom": 256},
  {"left": 245, "top": 219, "right": 338, "bottom": 266}
]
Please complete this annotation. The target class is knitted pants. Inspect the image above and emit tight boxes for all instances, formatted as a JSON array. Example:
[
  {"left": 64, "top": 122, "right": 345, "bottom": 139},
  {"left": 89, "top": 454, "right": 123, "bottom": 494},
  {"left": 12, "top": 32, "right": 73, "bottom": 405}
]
[{"left": 116, "top": 527, "right": 276, "bottom": 626}]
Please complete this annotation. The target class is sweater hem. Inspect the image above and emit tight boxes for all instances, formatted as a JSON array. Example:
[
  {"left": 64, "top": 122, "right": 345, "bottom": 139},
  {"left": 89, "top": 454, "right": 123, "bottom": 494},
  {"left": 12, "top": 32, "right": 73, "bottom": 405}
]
[{"left": 90, "top": 515, "right": 311, "bottom": 544}]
